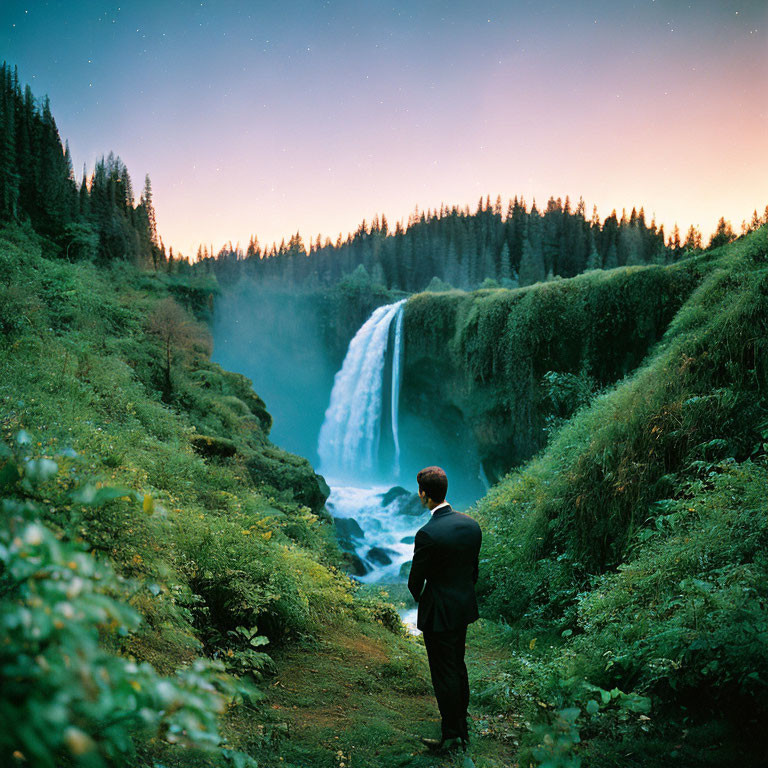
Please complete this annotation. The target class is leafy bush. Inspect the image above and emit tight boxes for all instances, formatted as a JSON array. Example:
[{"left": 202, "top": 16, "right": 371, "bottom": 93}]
[
  {"left": 541, "top": 369, "right": 599, "bottom": 437},
  {"left": 0, "top": 433, "right": 254, "bottom": 767},
  {"left": 574, "top": 461, "right": 768, "bottom": 710},
  {"left": 175, "top": 509, "right": 354, "bottom": 646}
]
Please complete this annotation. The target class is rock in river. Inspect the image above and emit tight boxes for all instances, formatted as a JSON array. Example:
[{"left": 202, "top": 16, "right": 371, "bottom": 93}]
[
  {"left": 367, "top": 546, "right": 395, "bottom": 566},
  {"left": 333, "top": 516, "right": 364, "bottom": 550},
  {"left": 379, "top": 486, "right": 424, "bottom": 517}
]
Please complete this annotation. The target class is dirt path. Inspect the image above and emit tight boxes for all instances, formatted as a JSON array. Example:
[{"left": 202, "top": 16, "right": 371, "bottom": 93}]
[{"left": 223, "top": 621, "right": 518, "bottom": 768}]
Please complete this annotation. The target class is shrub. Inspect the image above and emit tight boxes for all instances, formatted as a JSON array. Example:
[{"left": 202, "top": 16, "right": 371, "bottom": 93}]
[{"left": 0, "top": 433, "right": 254, "bottom": 767}]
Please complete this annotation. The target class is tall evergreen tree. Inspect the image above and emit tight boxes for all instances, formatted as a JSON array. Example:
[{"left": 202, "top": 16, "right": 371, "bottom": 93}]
[
  {"left": 683, "top": 225, "right": 702, "bottom": 252},
  {"left": 709, "top": 217, "right": 735, "bottom": 249},
  {"left": 0, "top": 64, "right": 19, "bottom": 219},
  {"left": 585, "top": 232, "right": 601, "bottom": 270},
  {"left": 499, "top": 242, "right": 512, "bottom": 282},
  {"left": 518, "top": 226, "right": 545, "bottom": 287}
]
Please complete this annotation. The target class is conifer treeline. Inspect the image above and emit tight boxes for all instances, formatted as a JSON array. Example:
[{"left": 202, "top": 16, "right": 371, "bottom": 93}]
[
  {"left": 201, "top": 195, "right": 767, "bottom": 292},
  {"left": 2, "top": 62, "right": 765, "bottom": 288},
  {"left": 0, "top": 62, "right": 163, "bottom": 267}
]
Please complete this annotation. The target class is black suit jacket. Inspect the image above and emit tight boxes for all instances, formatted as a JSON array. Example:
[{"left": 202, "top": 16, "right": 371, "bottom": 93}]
[{"left": 407, "top": 504, "right": 482, "bottom": 633}]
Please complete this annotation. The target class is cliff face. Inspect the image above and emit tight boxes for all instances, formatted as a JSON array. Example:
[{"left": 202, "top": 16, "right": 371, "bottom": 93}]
[{"left": 401, "top": 261, "right": 704, "bottom": 482}]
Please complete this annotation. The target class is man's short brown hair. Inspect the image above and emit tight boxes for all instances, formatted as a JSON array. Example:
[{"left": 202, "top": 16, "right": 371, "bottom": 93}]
[{"left": 417, "top": 466, "right": 448, "bottom": 504}]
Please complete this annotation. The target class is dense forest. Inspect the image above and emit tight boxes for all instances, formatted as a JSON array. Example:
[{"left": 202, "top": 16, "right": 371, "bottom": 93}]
[
  {"left": 199, "top": 197, "right": 767, "bottom": 293},
  {"left": 4, "top": 61, "right": 765, "bottom": 295},
  {"left": 0, "top": 62, "right": 167, "bottom": 269},
  {"left": 3, "top": 63, "right": 768, "bottom": 768}
]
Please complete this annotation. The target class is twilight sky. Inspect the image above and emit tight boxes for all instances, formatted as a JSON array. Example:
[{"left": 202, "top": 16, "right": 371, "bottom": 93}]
[{"left": 1, "top": 0, "right": 766, "bottom": 257}]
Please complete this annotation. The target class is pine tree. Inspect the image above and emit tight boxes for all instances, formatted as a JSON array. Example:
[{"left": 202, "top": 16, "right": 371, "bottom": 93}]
[
  {"left": 518, "top": 234, "right": 545, "bottom": 286},
  {"left": 16, "top": 84, "right": 36, "bottom": 220},
  {"left": 142, "top": 175, "right": 157, "bottom": 244},
  {"left": 37, "top": 95, "right": 73, "bottom": 234},
  {"left": 709, "top": 217, "right": 735, "bottom": 249},
  {"left": 444, "top": 241, "right": 461, "bottom": 287},
  {"left": 585, "top": 232, "right": 601, "bottom": 270},
  {"left": 542, "top": 197, "right": 562, "bottom": 276},
  {"left": 682, "top": 225, "right": 702, "bottom": 252},
  {"left": 371, "top": 261, "right": 386, "bottom": 287},
  {"left": 604, "top": 242, "right": 618, "bottom": 270},
  {"left": 499, "top": 242, "right": 512, "bottom": 282},
  {"left": 458, "top": 251, "right": 470, "bottom": 289},
  {"left": 0, "top": 64, "right": 19, "bottom": 220},
  {"left": 481, "top": 246, "right": 497, "bottom": 281},
  {"left": 621, "top": 223, "right": 644, "bottom": 266},
  {"left": 670, "top": 224, "right": 681, "bottom": 251},
  {"left": 78, "top": 166, "right": 89, "bottom": 216}
]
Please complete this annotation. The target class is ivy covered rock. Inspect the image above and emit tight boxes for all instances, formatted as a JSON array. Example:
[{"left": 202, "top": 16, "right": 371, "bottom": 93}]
[
  {"left": 190, "top": 433, "right": 237, "bottom": 458},
  {"left": 246, "top": 445, "right": 330, "bottom": 516}
]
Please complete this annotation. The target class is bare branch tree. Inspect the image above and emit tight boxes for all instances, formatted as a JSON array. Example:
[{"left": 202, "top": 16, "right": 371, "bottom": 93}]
[{"left": 146, "top": 297, "right": 212, "bottom": 398}]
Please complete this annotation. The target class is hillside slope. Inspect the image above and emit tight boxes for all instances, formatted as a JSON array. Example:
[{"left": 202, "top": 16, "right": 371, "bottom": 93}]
[
  {"left": 470, "top": 226, "right": 768, "bottom": 766},
  {"left": 0, "top": 223, "right": 431, "bottom": 768},
  {"left": 402, "top": 256, "right": 707, "bottom": 482}
]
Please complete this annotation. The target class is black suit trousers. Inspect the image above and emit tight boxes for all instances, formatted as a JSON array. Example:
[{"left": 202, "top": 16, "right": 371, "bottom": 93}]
[{"left": 422, "top": 625, "right": 469, "bottom": 740}]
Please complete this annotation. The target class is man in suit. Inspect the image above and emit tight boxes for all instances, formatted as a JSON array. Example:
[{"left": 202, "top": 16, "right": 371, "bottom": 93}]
[{"left": 408, "top": 465, "right": 482, "bottom": 751}]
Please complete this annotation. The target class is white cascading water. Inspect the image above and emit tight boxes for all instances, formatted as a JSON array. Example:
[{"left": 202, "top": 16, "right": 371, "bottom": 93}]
[
  {"left": 318, "top": 299, "right": 407, "bottom": 478},
  {"left": 318, "top": 299, "right": 426, "bottom": 632},
  {"left": 390, "top": 303, "right": 404, "bottom": 472}
]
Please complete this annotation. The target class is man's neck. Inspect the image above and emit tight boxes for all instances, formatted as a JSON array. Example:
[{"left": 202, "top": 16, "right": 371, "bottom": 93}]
[{"left": 430, "top": 500, "right": 450, "bottom": 514}]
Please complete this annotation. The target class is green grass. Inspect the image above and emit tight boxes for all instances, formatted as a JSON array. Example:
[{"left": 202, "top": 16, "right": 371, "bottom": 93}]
[{"left": 219, "top": 620, "right": 518, "bottom": 768}]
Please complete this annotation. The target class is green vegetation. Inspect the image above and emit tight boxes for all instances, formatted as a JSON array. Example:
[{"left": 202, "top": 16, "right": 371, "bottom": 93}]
[
  {"left": 0, "top": 62, "right": 166, "bottom": 269},
  {"left": 471, "top": 226, "right": 768, "bottom": 765},
  {"left": 1, "top": 433, "right": 250, "bottom": 768},
  {"left": 4, "top": 217, "right": 767, "bottom": 766},
  {"left": 402, "top": 258, "right": 704, "bottom": 480},
  {"left": 197, "top": 196, "right": 766, "bottom": 295},
  {"left": 0, "top": 222, "right": 426, "bottom": 767}
]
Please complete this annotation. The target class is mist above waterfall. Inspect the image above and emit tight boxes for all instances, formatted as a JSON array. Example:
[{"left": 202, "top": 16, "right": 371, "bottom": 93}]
[{"left": 212, "top": 285, "right": 488, "bottom": 595}]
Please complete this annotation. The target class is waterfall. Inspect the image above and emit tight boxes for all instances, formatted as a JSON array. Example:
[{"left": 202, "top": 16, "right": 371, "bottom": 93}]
[
  {"left": 318, "top": 299, "right": 406, "bottom": 478},
  {"left": 390, "top": 304, "right": 404, "bottom": 470}
]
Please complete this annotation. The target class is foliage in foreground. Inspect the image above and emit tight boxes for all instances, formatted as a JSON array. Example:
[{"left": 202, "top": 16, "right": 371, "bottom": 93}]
[{"left": 0, "top": 432, "right": 258, "bottom": 767}]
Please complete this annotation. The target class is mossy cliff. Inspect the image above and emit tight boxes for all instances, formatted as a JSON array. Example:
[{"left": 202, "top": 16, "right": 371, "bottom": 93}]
[
  {"left": 467, "top": 227, "right": 768, "bottom": 766},
  {"left": 402, "top": 259, "right": 705, "bottom": 481}
]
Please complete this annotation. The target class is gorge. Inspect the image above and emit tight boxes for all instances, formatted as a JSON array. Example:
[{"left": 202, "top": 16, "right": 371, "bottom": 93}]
[{"left": 209, "top": 256, "right": 704, "bottom": 614}]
